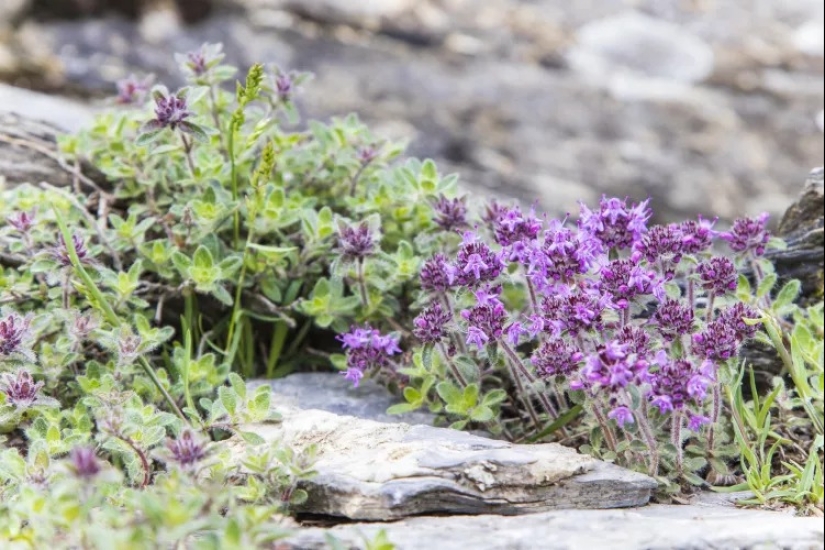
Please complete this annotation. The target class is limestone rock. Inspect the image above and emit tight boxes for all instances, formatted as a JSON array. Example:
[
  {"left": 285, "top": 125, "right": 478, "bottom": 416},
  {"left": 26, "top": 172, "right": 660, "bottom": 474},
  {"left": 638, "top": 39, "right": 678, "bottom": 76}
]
[
  {"left": 283, "top": 504, "right": 825, "bottom": 550},
  {"left": 567, "top": 11, "right": 715, "bottom": 84},
  {"left": 249, "top": 373, "right": 437, "bottom": 426},
  {"left": 232, "top": 406, "right": 656, "bottom": 520}
]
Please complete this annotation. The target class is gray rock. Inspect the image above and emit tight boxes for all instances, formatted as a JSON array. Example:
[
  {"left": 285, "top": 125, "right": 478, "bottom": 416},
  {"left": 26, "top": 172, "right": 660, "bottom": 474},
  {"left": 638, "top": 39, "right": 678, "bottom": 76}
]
[
  {"left": 231, "top": 405, "right": 656, "bottom": 520},
  {"left": 0, "top": 0, "right": 30, "bottom": 30},
  {"left": 248, "top": 372, "right": 437, "bottom": 426},
  {"left": 283, "top": 504, "right": 825, "bottom": 550},
  {"left": 567, "top": 11, "right": 715, "bottom": 84},
  {"left": 282, "top": 0, "right": 416, "bottom": 27},
  {"left": 0, "top": 83, "right": 94, "bottom": 131}
]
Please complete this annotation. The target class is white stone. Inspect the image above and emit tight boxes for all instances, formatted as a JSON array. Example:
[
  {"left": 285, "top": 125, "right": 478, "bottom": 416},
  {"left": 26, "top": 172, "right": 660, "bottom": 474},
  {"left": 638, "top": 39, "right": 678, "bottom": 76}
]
[
  {"left": 568, "top": 11, "right": 715, "bottom": 84},
  {"left": 231, "top": 404, "right": 656, "bottom": 520},
  {"left": 794, "top": 20, "right": 825, "bottom": 57}
]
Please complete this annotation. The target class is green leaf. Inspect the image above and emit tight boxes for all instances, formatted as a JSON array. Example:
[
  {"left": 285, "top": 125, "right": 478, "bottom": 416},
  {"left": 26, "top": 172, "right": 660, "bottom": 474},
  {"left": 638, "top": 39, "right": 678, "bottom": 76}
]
[
  {"left": 436, "top": 382, "right": 463, "bottom": 407},
  {"left": 238, "top": 431, "right": 266, "bottom": 446},
  {"left": 757, "top": 272, "right": 777, "bottom": 299},
  {"left": 469, "top": 406, "right": 494, "bottom": 422},
  {"left": 772, "top": 279, "right": 801, "bottom": 312},
  {"left": 193, "top": 246, "right": 214, "bottom": 269},
  {"left": 219, "top": 386, "right": 238, "bottom": 416}
]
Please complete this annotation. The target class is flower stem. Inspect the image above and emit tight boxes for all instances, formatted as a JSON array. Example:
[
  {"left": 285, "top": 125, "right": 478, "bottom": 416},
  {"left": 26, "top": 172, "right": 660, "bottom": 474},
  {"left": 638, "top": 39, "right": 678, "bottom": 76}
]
[
  {"left": 501, "top": 341, "right": 558, "bottom": 419},
  {"left": 592, "top": 405, "right": 618, "bottom": 453},
  {"left": 180, "top": 133, "right": 197, "bottom": 178},
  {"left": 438, "top": 341, "right": 468, "bottom": 387},
  {"left": 637, "top": 401, "right": 660, "bottom": 476},
  {"left": 357, "top": 259, "right": 370, "bottom": 309},
  {"left": 671, "top": 409, "right": 684, "bottom": 473}
]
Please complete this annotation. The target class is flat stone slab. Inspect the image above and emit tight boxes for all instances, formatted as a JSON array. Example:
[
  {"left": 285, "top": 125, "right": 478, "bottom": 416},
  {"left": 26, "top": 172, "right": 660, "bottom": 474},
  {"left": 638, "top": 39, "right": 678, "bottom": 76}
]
[
  {"left": 248, "top": 373, "right": 437, "bottom": 426},
  {"left": 232, "top": 405, "right": 656, "bottom": 521},
  {"left": 283, "top": 504, "right": 825, "bottom": 550}
]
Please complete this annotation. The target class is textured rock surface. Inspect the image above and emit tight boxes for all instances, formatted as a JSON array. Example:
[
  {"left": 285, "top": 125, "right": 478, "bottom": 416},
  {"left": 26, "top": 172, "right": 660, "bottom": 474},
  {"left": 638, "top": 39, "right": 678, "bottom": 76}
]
[
  {"left": 2, "top": 0, "right": 822, "bottom": 224},
  {"left": 0, "top": 85, "right": 95, "bottom": 188},
  {"left": 249, "top": 373, "right": 437, "bottom": 426},
  {"left": 232, "top": 406, "right": 656, "bottom": 520},
  {"left": 283, "top": 504, "right": 825, "bottom": 550}
]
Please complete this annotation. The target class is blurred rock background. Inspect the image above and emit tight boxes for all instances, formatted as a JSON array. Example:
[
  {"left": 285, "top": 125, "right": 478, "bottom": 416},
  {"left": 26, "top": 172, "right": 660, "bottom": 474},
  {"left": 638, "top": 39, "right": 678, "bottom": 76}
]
[{"left": 1, "top": 0, "right": 823, "bottom": 223}]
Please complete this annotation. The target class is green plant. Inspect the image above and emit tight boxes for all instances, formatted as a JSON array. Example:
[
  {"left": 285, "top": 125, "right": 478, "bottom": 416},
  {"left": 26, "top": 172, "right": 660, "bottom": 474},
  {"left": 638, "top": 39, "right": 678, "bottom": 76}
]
[
  {"left": 721, "top": 266, "right": 824, "bottom": 513},
  {"left": 50, "top": 43, "right": 458, "bottom": 380}
]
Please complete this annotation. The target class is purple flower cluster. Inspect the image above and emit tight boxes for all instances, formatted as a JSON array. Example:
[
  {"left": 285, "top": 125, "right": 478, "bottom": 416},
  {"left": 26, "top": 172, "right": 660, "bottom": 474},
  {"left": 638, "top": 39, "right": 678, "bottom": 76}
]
[
  {"left": 577, "top": 341, "right": 649, "bottom": 394},
  {"left": 7, "top": 210, "right": 36, "bottom": 233},
  {"left": 697, "top": 257, "right": 737, "bottom": 295},
  {"left": 433, "top": 195, "right": 469, "bottom": 233},
  {"left": 115, "top": 74, "right": 153, "bottom": 105},
  {"left": 166, "top": 430, "right": 208, "bottom": 470},
  {"left": 336, "top": 221, "right": 377, "bottom": 262},
  {"left": 720, "top": 213, "right": 770, "bottom": 257},
  {"left": 692, "top": 304, "right": 760, "bottom": 362},
  {"left": 454, "top": 232, "right": 507, "bottom": 287},
  {"left": 339, "top": 326, "right": 401, "bottom": 386},
  {"left": 461, "top": 288, "right": 508, "bottom": 349},
  {"left": 52, "top": 233, "right": 92, "bottom": 268},
  {"left": 648, "top": 353, "right": 713, "bottom": 416},
  {"left": 0, "top": 312, "right": 33, "bottom": 360},
  {"left": 578, "top": 196, "right": 651, "bottom": 250},
  {"left": 0, "top": 370, "right": 43, "bottom": 409},
  {"left": 600, "top": 259, "right": 663, "bottom": 310},
  {"left": 532, "top": 339, "right": 584, "bottom": 378},
  {"left": 141, "top": 89, "right": 200, "bottom": 136},
  {"left": 413, "top": 303, "right": 452, "bottom": 344},
  {"left": 69, "top": 447, "right": 102, "bottom": 479},
  {"left": 653, "top": 298, "right": 695, "bottom": 341}
]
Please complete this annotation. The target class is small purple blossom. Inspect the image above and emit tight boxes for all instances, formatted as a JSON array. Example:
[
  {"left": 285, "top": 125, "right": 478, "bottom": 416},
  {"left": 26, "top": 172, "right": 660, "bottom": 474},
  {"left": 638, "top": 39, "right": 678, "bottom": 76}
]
[
  {"left": 579, "top": 196, "right": 651, "bottom": 250},
  {"left": 115, "top": 74, "right": 153, "bottom": 105},
  {"left": 454, "top": 232, "right": 506, "bottom": 286},
  {"left": 0, "top": 312, "right": 33, "bottom": 358},
  {"left": 720, "top": 213, "right": 770, "bottom": 257},
  {"left": 580, "top": 341, "right": 647, "bottom": 392},
  {"left": 7, "top": 210, "right": 36, "bottom": 233},
  {"left": 461, "top": 300, "right": 507, "bottom": 347},
  {"left": 150, "top": 90, "right": 191, "bottom": 130},
  {"left": 413, "top": 303, "right": 452, "bottom": 344},
  {"left": 166, "top": 430, "right": 209, "bottom": 469},
  {"left": 615, "top": 325, "right": 651, "bottom": 356},
  {"left": 0, "top": 370, "right": 43, "bottom": 409},
  {"left": 356, "top": 145, "right": 380, "bottom": 166},
  {"left": 433, "top": 195, "right": 469, "bottom": 232},
  {"left": 466, "top": 326, "right": 490, "bottom": 350},
  {"left": 718, "top": 303, "right": 761, "bottom": 341},
  {"left": 634, "top": 224, "right": 685, "bottom": 271},
  {"left": 336, "top": 221, "right": 377, "bottom": 262},
  {"left": 339, "top": 326, "right": 401, "bottom": 386},
  {"left": 608, "top": 406, "right": 635, "bottom": 427},
  {"left": 692, "top": 321, "right": 739, "bottom": 362},
  {"left": 420, "top": 254, "right": 457, "bottom": 293},
  {"left": 678, "top": 216, "right": 717, "bottom": 255},
  {"left": 688, "top": 413, "right": 712, "bottom": 431},
  {"left": 52, "top": 233, "right": 92, "bottom": 267},
  {"left": 488, "top": 205, "right": 543, "bottom": 247},
  {"left": 275, "top": 73, "right": 294, "bottom": 101},
  {"left": 697, "top": 257, "right": 737, "bottom": 295},
  {"left": 532, "top": 339, "right": 584, "bottom": 378},
  {"left": 600, "top": 259, "right": 662, "bottom": 309},
  {"left": 649, "top": 356, "right": 706, "bottom": 412},
  {"left": 506, "top": 322, "right": 528, "bottom": 346},
  {"left": 69, "top": 447, "right": 102, "bottom": 479},
  {"left": 653, "top": 298, "right": 695, "bottom": 341}
]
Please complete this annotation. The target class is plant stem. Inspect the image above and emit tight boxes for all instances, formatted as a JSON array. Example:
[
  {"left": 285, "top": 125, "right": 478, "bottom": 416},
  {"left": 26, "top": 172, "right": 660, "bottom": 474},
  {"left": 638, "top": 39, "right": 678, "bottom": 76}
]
[
  {"left": 266, "top": 321, "right": 290, "bottom": 379},
  {"left": 180, "top": 133, "right": 196, "bottom": 178},
  {"left": 637, "top": 401, "right": 660, "bottom": 476},
  {"left": 707, "top": 380, "right": 721, "bottom": 452},
  {"left": 356, "top": 259, "right": 370, "bottom": 309},
  {"left": 526, "top": 276, "right": 539, "bottom": 315},
  {"left": 592, "top": 405, "right": 618, "bottom": 453},
  {"left": 438, "top": 341, "right": 468, "bottom": 387},
  {"left": 53, "top": 205, "right": 188, "bottom": 423},
  {"left": 671, "top": 409, "right": 684, "bottom": 473},
  {"left": 500, "top": 341, "right": 558, "bottom": 419}
]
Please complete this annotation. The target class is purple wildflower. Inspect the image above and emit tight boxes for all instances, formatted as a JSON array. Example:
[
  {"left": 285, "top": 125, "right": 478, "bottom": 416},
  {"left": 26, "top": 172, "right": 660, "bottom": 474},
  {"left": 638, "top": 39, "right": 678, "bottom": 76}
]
[
  {"left": 579, "top": 341, "right": 647, "bottom": 393},
  {"left": 692, "top": 320, "right": 740, "bottom": 362},
  {"left": 633, "top": 223, "right": 684, "bottom": 279},
  {"left": 115, "top": 74, "right": 153, "bottom": 105},
  {"left": 454, "top": 232, "right": 506, "bottom": 286},
  {"left": 0, "top": 370, "right": 43, "bottom": 409},
  {"left": 336, "top": 221, "right": 376, "bottom": 262},
  {"left": 356, "top": 145, "right": 380, "bottom": 166},
  {"left": 432, "top": 195, "right": 469, "bottom": 232},
  {"left": 420, "top": 254, "right": 457, "bottom": 293},
  {"left": 488, "top": 205, "right": 543, "bottom": 247},
  {"left": 0, "top": 312, "right": 33, "bottom": 359},
  {"left": 688, "top": 413, "right": 711, "bottom": 431},
  {"left": 69, "top": 447, "right": 102, "bottom": 479},
  {"left": 52, "top": 233, "right": 91, "bottom": 267},
  {"left": 697, "top": 257, "right": 737, "bottom": 295},
  {"left": 532, "top": 339, "right": 584, "bottom": 378},
  {"left": 678, "top": 216, "right": 717, "bottom": 255},
  {"left": 461, "top": 300, "right": 507, "bottom": 348},
  {"left": 717, "top": 303, "right": 761, "bottom": 341},
  {"left": 339, "top": 326, "right": 401, "bottom": 386},
  {"left": 649, "top": 355, "right": 705, "bottom": 412},
  {"left": 608, "top": 406, "right": 635, "bottom": 428},
  {"left": 275, "top": 73, "right": 294, "bottom": 101},
  {"left": 166, "top": 430, "right": 208, "bottom": 469},
  {"left": 7, "top": 210, "right": 36, "bottom": 233},
  {"left": 600, "top": 259, "right": 662, "bottom": 309},
  {"left": 653, "top": 298, "right": 695, "bottom": 341},
  {"left": 532, "top": 221, "right": 600, "bottom": 282},
  {"left": 413, "top": 303, "right": 452, "bottom": 344},
  {"left": 579, "top": 196, "right": 650, "bottom": 250},
  {"left": 720, "top": 213, "right": 770, "bottom": 257},
  {"left": 140, "top": 89, "right": 201, "bottom": 136},
  {"left": 615, "top": 325, "right": 651, "bottom": 356}
]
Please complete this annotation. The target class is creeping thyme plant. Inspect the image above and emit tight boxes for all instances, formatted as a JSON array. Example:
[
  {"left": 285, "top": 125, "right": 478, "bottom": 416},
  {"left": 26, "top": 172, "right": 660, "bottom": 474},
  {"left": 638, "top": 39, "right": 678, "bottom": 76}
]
[
  {"left": 343, "top": 193, "right": 820, "bottom": 499},
  {"left": 0, "top": 41, "right": 822, "bottom": 544}
]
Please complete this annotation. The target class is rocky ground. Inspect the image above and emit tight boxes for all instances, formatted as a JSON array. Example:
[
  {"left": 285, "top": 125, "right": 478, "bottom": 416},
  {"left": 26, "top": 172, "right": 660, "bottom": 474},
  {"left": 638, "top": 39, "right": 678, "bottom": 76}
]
[{"left": 2, "top": 0, "right": 823, "bottom": 224}]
